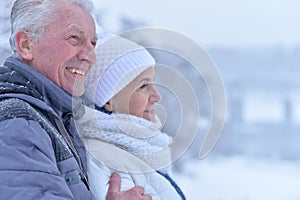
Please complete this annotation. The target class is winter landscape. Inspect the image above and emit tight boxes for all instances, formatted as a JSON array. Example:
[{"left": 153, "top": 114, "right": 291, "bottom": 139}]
[{"left": 1, "top": 0, "right": 300, "bottom": 199}]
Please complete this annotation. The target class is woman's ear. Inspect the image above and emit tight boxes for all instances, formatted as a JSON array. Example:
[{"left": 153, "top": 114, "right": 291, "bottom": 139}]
[
  {"left": 103, "top": 100, "right": 113, "bottom": 112},
  {"left": 15, "top": 30, "right": 34, "bottom": 61}
]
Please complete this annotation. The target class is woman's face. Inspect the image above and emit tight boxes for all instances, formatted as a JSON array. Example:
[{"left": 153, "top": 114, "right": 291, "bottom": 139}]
[{"left": 107, "top": 67, "right": 161, "bottom": 122}]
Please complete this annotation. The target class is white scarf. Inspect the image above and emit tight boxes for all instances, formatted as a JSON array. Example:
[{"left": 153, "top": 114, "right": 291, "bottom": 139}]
[{"left": 79, "top": 106, "right": 172, "bottom": 170}]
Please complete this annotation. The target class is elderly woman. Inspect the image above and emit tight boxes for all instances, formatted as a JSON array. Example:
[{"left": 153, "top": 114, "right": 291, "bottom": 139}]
[{"left": 78, "top": 33, "right": 186, "bottom": 200}]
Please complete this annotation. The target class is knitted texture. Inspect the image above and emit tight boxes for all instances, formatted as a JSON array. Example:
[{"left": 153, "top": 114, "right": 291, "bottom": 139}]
[
  {"left": 0, "top": 98, "right": 73, "bottom": 162},
  {"left": 84, "top": 33, "right": 155, "bottom": 107},
  {"left": 79, "top": 106, "right": 172, "bottom": 170}
]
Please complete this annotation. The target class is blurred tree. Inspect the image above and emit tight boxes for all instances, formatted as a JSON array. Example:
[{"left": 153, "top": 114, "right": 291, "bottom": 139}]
[
  {"left": 119, "top": 16, "right": 147, "bottom": 31},
  {"left": 0, "top": 1, "right": 12, "bottom": 63}
]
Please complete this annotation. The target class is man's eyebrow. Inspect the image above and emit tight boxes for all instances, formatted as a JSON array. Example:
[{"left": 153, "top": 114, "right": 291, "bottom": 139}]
[
  {"left": 66, "top": 25, "right": 83, "bottom": 32},
  {"left": 93, "top": 35, "right": 98, "bottom": 41},
  {"left": 66, "top": 25, "right": 98, "bottom": 41}
]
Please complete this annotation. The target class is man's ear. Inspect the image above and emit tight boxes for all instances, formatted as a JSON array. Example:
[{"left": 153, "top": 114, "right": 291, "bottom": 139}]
[
  {"left": 15, "top": 30, "right": 34, "bottom": 61},
  {"left": 104, "top": 100, "right": 113, "bottom": 112}
]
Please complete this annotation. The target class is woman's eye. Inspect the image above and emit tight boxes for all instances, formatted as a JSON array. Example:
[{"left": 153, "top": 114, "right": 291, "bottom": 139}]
[{"left": 139, "top": 83, "right": 148, "bottom": 89}]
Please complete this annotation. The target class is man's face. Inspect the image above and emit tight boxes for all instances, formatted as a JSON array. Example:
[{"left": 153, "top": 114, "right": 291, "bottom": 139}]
[{"left": 28, "top": 3, "right": 97, "bottom": 96}]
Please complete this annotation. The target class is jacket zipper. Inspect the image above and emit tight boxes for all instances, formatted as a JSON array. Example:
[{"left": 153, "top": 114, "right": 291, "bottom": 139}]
[{"left": 53, "top": 116, "right": 90, "bottom": 190}]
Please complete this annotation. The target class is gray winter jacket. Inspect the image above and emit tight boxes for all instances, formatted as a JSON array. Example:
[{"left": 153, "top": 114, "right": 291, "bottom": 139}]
[{"left": 0, "top": 57, "right": 92, "bottom": 199}]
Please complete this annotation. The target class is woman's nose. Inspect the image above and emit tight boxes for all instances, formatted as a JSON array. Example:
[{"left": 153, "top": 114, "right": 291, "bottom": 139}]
[{"left": 149, "top": 84, "right": 161, "bottom": 102}]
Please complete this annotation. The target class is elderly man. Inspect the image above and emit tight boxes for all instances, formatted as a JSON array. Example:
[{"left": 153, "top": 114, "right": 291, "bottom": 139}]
[{"left": 0, "top": 0, "right": 151, "bottom": 199}]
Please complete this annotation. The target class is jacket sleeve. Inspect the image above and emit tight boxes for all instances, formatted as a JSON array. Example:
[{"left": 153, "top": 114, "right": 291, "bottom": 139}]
[
  {"left": 0, "top": 118, "right": 75, "bottom": 200},
  {"left": 86, "top": 153, "right": 136, "bottom": 200}
]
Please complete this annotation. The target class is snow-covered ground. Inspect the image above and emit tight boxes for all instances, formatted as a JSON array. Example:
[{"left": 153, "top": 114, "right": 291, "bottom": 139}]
[{"left": 174, "top": 156, "right": 300, "bottom": 200}]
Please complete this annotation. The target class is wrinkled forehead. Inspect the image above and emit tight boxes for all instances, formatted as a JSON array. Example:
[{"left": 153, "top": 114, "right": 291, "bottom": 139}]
[
  {"left": 55, "top": 2, "right": 94, "bottom": 23},
  {"left": 47, "top": 3, "right": 96, "bottom": 36}
]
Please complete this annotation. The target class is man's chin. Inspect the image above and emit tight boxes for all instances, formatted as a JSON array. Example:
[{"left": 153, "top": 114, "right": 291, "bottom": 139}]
[{"left": 70, "top": 87, "right": 84, "bottom": 97}]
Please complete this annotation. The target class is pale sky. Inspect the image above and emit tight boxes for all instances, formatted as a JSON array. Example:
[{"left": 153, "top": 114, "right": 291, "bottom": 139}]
[{"left": 94, "top": 0, "right": 300, "bottom": 48}]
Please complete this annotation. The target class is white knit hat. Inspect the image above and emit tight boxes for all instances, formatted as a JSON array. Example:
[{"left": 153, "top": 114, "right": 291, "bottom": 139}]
[{"left": 84, "top": 33, "right": 156, "bottom": 107}]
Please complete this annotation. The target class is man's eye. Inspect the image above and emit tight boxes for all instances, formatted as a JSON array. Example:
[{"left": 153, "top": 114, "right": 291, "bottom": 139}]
[
  {"left": 70, "top": 35, "right": 79, "bottom": 39},
  {"left": 69, "top": 35, "right": 81, "bottom": 45},
  {"left": 91, "top": 40, "right": 97, "bottom": 47}
]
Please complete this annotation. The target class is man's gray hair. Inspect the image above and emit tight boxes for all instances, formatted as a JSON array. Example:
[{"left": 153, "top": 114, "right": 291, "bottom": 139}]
[{"left": 10, "top": 0, "right": 95, "bottom": 57}]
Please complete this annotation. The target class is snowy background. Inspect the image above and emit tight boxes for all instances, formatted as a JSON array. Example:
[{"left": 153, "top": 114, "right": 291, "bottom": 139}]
[{"left": 1, "top": 1, "right": 300, "bottom": 199}]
